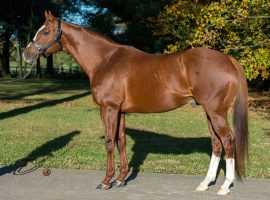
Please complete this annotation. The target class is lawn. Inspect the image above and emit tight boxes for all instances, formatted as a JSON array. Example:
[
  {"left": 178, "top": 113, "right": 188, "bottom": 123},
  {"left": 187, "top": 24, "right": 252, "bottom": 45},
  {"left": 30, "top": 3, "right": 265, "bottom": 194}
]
[{"left": 0, "top": 79, "right": 269, "bottom": 178}]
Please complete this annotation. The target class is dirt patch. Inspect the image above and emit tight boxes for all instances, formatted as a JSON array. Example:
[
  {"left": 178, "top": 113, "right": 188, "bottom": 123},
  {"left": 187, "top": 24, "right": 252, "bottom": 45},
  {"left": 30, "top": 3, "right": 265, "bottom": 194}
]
[{"left": 248, "top": 91, "right": 270, "bottom": 114}]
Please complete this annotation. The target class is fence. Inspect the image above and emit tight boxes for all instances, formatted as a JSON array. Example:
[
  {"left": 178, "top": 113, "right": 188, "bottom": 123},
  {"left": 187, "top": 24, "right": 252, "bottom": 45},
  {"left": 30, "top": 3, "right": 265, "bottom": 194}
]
[{"left": 10, "top": 66, "right": 88, "bottom": 79}]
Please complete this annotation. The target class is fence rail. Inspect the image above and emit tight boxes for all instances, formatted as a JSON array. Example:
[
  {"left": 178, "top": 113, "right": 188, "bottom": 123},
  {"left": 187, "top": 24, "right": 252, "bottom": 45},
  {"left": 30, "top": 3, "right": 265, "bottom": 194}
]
[{"left": 10, "top": 66, "right": 87, "bottom": 79}]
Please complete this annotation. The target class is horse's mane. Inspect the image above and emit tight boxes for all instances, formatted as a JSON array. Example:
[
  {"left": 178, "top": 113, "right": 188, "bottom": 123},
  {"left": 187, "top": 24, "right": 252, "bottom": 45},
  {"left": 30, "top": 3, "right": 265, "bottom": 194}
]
[{"left": 65, "top": 21, "right": 119, "bottom": 45}]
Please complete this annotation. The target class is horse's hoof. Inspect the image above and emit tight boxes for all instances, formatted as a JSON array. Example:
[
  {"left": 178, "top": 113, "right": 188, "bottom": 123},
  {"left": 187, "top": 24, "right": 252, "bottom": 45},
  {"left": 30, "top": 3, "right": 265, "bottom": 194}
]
[
  {"left": 195, "top": 184, "right": 209, "bottom": 192},
  {"left": 96, "top": 183, "right": 110, "bottom": 190},
  {"left": 217, "top": 188, "right": 230, "bottom": 195},
  {"left": 112, "top": 180, "right": 126, "bottom": 187}
]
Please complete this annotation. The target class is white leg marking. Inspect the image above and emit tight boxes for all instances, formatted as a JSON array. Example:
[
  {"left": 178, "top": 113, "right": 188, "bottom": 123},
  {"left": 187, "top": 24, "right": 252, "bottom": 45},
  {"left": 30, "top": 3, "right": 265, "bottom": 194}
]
[
  {"left": 217, "top": 158, "right": 235, "bottom": 195},
  {"left": 196, "top": 153, "right": 220, "bottom": 191}
]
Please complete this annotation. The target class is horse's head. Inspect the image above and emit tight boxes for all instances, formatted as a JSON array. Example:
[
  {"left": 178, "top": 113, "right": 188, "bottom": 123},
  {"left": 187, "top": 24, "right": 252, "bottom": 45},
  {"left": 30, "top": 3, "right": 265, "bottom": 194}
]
[{"left": 23, "top": 11, "right": 62, "bottom": 63}]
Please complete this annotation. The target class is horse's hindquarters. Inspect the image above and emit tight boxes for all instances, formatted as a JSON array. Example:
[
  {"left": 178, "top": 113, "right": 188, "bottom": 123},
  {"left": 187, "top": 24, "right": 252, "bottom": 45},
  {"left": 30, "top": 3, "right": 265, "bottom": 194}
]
[{"left": 182, "top": 48, "right": 238, "bottom": 106}]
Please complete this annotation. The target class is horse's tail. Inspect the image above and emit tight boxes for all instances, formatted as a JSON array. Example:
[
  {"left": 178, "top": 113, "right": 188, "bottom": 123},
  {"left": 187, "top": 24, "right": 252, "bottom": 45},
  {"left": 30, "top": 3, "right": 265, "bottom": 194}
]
[{"left": 228, "top": 55, "right": 249, "bottom": 180}]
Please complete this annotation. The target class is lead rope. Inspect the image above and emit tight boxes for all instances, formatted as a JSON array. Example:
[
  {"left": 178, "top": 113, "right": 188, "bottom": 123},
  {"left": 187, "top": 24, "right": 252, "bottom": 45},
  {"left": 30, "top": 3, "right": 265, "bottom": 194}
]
[{"left": 1, "top": 57, "right": 37, "bottom": 83}]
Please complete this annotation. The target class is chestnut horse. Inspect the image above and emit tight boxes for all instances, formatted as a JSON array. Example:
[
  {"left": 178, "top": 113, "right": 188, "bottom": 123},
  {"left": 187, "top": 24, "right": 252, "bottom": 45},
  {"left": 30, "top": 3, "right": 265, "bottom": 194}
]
[{"left": 23, "top": 11, "right": 248, "bottom": 195}]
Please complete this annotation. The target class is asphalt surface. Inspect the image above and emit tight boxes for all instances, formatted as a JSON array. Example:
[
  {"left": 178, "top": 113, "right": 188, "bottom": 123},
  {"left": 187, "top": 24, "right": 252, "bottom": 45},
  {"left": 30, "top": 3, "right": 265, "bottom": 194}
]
[{"left": 0, "top": 166, "right": 269, "bottom": 200}]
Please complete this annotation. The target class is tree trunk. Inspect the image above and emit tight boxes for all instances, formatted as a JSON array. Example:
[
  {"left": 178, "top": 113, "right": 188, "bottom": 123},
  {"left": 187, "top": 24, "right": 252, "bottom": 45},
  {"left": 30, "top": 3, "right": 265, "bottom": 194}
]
[
  {"left": 263, "top": 79, "right": 269, "bottom": 91},
  {"left": 24, "top": 4, "right": 34, "bottom": 74},
  {"left": 46, "top": 55, "right": 54, "bottom": 74},
  {"left": 36, "top": 57, "right": 41, "bottom": 78},
  {"left": 16, "top": 36, "right": 22, "bottom": 78},
  {"left": 1, "top": 27, "right": 11, "bottom": 77},
  {"left": 0, "top": 54, "right": 2, "bottom": 77}
]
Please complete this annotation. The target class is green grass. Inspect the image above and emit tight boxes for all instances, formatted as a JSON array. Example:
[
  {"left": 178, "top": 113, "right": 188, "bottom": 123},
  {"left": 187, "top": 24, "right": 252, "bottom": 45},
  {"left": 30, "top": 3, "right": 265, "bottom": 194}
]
[{"left": 0, "top": 79, "right": 269, "bottom": 178}]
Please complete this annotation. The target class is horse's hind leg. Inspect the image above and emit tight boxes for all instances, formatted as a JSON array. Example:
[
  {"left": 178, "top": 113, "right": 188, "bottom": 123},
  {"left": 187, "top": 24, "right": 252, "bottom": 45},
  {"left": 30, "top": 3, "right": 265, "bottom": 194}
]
[
  {"left": 196, "top": 115, "right": 222, "bottom": 192},
  {"left": 113, "top": 113, "right": 129, "bottom": 187},
  {"left": 204, "top": 108, "right": 235, "bottom": 195}
]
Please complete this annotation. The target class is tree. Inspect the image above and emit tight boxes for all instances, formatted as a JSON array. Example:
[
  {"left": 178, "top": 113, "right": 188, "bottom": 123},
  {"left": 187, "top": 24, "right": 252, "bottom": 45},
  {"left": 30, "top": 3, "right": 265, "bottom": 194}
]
[
  {"left": 46, "top": 55, "right": 54, "bottom": 75},
  {"left": 148, "top": 0, "right": 206, "bottom": 52},
  {"left": 151, "top": 0, "right": 270, "bottom": 82},
  {"left": 82, "top": 0, "right": 174, "bottom": 52},
  {"left": 1, "top": 25, "right": 11, "bottom": 77}
]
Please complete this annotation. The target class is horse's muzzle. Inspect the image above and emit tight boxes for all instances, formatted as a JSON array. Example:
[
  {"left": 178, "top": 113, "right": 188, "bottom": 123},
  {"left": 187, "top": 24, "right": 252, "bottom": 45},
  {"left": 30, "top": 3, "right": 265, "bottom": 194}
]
[{"left": 23, "top": 48, "right": 38, "bottom": 64}]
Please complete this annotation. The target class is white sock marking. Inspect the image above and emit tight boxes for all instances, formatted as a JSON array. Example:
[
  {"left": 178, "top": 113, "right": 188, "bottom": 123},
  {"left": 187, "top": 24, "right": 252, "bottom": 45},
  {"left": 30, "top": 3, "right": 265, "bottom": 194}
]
[
  {"left": 200, "top": 153, "right": 221, "bottom": 187},
  {"left": 221, "top": 158, "right": 235, "bottom": 189}
]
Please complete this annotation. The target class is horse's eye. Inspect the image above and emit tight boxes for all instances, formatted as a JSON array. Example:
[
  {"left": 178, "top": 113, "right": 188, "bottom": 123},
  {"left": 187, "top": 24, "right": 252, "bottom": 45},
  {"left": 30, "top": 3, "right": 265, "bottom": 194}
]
[{"left": 43, "top": 31, "right": 50, "bottom": 36}]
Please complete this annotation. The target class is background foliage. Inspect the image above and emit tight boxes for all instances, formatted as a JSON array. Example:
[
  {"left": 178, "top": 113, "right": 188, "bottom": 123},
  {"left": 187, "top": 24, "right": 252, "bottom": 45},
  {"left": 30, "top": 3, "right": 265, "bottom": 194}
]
[{"left": 150, "top": 0, "right": 270, "bottom": 81}]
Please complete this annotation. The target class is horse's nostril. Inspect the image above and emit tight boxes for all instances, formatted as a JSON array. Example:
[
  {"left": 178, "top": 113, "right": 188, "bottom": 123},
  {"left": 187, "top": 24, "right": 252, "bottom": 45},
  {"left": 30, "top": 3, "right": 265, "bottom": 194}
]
[
  {"left": 24, "top": 51, "right": 29, "bottom": 58},
  {"left": 23, "top": 51, "right": 32, "bottom": 63}
]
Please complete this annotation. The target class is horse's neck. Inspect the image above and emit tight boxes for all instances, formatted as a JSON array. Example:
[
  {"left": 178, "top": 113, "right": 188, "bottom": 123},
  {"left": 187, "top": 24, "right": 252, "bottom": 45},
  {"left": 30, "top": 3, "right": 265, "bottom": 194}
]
[{"left": 61, "top": 22, "right": 117, "bottom": 79}]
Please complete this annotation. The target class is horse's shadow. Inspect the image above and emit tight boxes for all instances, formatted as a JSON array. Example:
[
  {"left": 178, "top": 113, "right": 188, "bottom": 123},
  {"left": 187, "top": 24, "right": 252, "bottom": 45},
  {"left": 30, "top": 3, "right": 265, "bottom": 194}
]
[
  {"left": 0, "top": 131, "right": 80, "bottom": 176},
  {"left": 0, "top": 92, "right": 89, "bottom": 121},
  {"left": 125, "top": 128, "right": 225, "bottom": 183}
]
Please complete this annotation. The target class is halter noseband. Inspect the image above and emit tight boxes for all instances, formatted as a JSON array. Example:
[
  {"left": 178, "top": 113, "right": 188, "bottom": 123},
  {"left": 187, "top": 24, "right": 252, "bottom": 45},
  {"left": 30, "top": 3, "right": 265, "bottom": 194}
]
[{"left": 31, "top": 18, "right": 62, "bottom": 55}]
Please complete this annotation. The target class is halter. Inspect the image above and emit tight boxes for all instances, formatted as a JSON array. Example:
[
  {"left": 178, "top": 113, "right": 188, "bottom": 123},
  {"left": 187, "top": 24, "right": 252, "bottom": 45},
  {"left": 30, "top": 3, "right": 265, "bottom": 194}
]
[{"left": 30, "top": 18, "right": 62, "bottom": 55}]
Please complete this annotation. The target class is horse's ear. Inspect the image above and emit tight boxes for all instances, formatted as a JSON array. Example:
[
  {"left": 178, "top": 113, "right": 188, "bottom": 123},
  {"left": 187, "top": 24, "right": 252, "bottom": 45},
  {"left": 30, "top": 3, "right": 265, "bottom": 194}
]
[
  {"left": 45, "top": 10, "right": 49, "bottom": 20},
  {"left": 44, "top": 10, "right": 55, "bottom": 21},
  {"left": 48, "top": 10, "right": 55, "bottom": 20}
]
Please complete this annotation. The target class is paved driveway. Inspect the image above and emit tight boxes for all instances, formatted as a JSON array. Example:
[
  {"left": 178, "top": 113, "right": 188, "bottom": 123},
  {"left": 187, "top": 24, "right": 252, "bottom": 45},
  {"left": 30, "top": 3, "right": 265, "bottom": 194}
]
[{"left": 0, "top": 166, "right": 269, "bottom": 200}]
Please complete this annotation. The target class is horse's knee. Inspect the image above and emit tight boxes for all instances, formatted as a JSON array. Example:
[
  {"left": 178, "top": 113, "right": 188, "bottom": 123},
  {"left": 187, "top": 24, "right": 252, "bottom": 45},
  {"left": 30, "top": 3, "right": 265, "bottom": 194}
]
[
  {"left": 105, "top": 138, "right": 115, "bottom": 153},
  {"left": 116, "top": 132, "right": 126, "bottom": 149},
  {"left": 117, "top": 138, "right": 126, "bottom": 150}
]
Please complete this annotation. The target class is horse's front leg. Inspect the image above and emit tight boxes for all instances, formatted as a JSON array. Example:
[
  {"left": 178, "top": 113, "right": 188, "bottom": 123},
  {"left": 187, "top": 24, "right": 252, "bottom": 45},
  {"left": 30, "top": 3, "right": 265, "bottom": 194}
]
[
  {"left": 97, "top": 106, "right": 119, "bottom": 190},
  {"left": 113, "top": 113, "right": 129, "bottom": 187}
]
